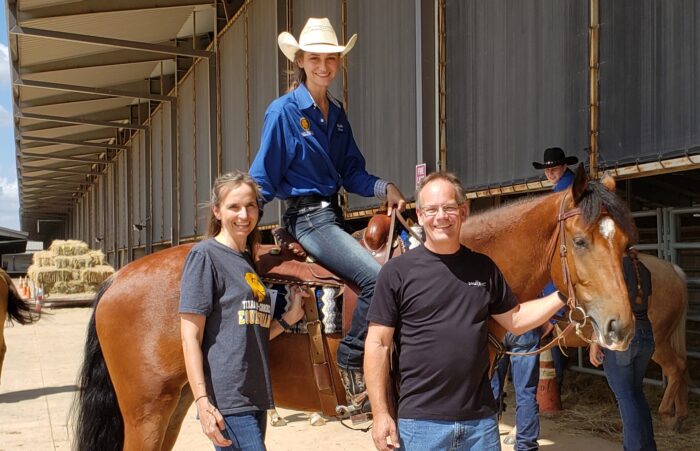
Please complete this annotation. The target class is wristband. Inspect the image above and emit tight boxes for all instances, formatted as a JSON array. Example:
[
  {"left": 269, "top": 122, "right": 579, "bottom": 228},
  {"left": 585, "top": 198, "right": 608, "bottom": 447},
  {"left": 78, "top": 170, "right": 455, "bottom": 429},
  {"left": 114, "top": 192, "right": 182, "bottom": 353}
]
[
  {"left": 194, "top": 395, "right": 208, "bottom": 404},
  {"left": 278, "top": 317, "right": 293, "bottom": 331},
  {"left": 557, "top": 291, "right": 568, "bottom": 305}
]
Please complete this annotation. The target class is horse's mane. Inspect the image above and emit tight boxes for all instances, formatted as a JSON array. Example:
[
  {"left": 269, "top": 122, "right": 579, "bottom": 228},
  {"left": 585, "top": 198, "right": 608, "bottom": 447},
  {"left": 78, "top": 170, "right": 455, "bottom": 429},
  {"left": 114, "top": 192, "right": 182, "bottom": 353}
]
[
  {"left": 466, "top": 179, "right": 637, "bottom": 243},
  {"left": 578, "top": 180, "right": 638, "bottom": 244}
]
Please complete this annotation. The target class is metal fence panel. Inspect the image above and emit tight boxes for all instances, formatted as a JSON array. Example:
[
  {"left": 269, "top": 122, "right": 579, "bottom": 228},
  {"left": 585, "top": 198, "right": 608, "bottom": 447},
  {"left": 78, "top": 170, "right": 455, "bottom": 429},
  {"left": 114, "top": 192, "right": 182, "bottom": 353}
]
[
  {"left": 138, "top": 132, "right": 148, "bottom": 247},
  {"left": 346, "top": 0, "right": 418, "bottom": 208},
  {"left": 445, "top": 0, "right": 589, "bottom": 191},
  {"left": 130, "top": 131, "right": 141, "bottom": 247},
  {"left": 179, "top": 75, "right": 196, "bottom": 239},
  {"left": 598, "top": 0, "right": 700, "bottom": 167},
  {"left": 105, "top": 165, "right": 114, "bottom": 255}
]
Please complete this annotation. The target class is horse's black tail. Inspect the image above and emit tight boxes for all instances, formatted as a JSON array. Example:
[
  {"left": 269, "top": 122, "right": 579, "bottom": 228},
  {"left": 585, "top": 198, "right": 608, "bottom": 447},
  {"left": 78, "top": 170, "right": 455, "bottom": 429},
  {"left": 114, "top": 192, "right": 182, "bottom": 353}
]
[
  {"left": 3, "top": 272, "right": 34, "bottom": 325},
  {"left": 72, "top": 278, "right": 124, "bottom": 451}
]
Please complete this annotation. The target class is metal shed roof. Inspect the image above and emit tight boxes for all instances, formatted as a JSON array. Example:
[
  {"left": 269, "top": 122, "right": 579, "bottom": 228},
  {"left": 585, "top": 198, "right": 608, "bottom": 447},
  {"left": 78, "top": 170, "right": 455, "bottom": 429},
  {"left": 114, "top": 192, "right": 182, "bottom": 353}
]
[{"left": 7, "top": 0, "right": 218, "bottom": 223}]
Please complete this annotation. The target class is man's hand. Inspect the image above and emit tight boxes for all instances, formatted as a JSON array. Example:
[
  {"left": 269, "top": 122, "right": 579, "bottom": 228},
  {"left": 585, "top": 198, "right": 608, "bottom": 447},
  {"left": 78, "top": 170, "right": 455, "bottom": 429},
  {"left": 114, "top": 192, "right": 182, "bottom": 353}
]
[
  {"left": 371, "top": 412, "right": 400, "bottom": 450},
  {"left": 386, "top": 184, "right": 406, "bottom": 216},
  {"left": 589, "top": 342, "right": 604, "bottom": 367}
]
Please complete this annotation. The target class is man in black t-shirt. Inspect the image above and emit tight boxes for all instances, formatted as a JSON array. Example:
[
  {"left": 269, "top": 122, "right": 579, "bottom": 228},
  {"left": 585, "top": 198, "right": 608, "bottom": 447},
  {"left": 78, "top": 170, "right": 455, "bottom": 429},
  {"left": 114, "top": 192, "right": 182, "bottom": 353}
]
[{"left": 365, "top": 172, "right": 569, "bottom": 451}]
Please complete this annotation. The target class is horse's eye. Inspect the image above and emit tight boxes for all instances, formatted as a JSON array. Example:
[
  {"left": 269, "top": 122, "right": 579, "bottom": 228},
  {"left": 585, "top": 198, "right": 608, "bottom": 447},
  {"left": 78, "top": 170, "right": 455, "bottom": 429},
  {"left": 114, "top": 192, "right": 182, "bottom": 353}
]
[{"left": 573, "top": 236, "right": 588, "bottom": 249}]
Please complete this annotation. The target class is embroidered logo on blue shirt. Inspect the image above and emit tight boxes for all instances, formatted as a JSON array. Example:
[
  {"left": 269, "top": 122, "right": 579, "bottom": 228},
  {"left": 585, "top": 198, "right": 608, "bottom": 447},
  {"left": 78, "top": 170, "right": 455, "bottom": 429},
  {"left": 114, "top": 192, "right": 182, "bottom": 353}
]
[
  {"left": 336, "top": 123, "right": 345, "bottom": 133},
  {"left": 300, "top": 116, "right": 314, "bottom": 136}
]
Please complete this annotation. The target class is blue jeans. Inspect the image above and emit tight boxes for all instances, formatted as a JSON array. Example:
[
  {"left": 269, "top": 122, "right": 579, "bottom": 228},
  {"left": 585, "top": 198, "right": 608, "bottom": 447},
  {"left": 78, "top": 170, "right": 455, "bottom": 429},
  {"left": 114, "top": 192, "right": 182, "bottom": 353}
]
[
  {"left": 216, "top": 411, "right": 267, "bottom": 451},
  {"left": 285, "top": 205, "right": 381, "bottom": 370},
  {"left": 398, "top": 415, "right": 500, "bottom": 450},
  {"left": 491, "top": 329, "right": 540, "bottom": 451},
  {"left": 602, "top": 326, "right": 657, "bottom": 451}
]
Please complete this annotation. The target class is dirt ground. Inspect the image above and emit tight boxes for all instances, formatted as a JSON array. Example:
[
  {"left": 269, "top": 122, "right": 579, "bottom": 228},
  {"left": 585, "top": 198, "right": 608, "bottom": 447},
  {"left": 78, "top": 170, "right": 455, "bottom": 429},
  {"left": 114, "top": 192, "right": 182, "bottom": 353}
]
[{"left": 0, "top": 307, "right": 666, "bottom": 450}]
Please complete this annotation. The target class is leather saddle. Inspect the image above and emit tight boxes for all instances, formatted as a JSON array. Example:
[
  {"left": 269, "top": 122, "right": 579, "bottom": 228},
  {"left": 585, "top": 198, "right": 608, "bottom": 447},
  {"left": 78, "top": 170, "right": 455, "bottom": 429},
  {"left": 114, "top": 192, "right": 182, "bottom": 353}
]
[{"left": 252, "top": 213, "right": 406, "bottom": 332}]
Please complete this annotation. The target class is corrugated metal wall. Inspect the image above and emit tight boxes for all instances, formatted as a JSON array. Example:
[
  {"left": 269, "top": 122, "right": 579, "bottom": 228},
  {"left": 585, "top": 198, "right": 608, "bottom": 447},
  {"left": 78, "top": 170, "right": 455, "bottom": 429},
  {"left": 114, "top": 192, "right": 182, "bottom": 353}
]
[
  {"left": 445, "top": 0, "right": 589, "bottom": 190},
  {"left": 598, "top": 0, "right": 700, "bottom": 166},
  {"left": 347, "top": 0, "right": 419, "bottom": 207},
  {"left": 65, "top": 0, "right": 699, "bottom": 267}
]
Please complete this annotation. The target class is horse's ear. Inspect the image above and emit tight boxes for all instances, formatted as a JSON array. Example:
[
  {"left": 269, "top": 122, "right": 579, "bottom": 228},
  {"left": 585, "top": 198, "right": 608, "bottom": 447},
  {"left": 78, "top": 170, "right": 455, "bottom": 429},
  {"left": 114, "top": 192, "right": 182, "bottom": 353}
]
[
  {"left": 571, "top": 163, "right": 588, "bottom": 204},
  {"left": 600, "top": 171, "right": 616, "bottom": 192}
]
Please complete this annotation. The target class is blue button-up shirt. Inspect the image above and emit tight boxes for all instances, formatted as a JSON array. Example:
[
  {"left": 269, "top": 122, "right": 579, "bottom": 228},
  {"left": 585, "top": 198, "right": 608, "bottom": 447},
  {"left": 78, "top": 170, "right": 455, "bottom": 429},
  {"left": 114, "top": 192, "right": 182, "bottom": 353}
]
[{"left": 249, "top": 83, "right": 381, "bottom": 204}]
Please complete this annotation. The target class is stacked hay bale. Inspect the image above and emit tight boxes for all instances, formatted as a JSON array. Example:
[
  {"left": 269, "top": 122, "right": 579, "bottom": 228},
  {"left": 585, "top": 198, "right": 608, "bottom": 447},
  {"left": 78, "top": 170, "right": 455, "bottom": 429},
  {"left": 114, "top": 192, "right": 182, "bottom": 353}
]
[{"left": 26, "top": 240, "right": 115, "bottom": 296}]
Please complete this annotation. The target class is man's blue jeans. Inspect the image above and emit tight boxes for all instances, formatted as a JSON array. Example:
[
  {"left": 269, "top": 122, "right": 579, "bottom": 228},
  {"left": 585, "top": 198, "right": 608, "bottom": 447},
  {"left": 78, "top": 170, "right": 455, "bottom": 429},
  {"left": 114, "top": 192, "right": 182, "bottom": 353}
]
[
  {"left": 285, "top": 205, "right": 381, "bottom": 370},
  {"left": 217, "top": 411, "right": 267, "bottom": 451},
  {"left": 602, "top": 325, "right": 657, "bottom": 451},
  {"left": 491, "top": 329, "right": 540, "bottom": 451},
  {"left": 398, "top": 415, "right": 500, "bottom": 450}
]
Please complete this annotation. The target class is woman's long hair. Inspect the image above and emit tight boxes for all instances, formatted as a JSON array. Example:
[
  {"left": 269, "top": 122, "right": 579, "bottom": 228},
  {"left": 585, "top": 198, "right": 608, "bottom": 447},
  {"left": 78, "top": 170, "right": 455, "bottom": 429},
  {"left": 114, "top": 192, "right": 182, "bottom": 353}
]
[{"left": 205, "top": 171, "right": 262, "bottom": 250}]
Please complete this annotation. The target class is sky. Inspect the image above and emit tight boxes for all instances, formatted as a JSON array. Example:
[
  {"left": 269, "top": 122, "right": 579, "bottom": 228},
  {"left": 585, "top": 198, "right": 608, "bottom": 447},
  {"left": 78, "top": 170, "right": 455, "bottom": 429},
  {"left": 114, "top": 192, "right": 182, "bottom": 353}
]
[{"left": 0, "top": 6, "right": 20, "bottom": 231}]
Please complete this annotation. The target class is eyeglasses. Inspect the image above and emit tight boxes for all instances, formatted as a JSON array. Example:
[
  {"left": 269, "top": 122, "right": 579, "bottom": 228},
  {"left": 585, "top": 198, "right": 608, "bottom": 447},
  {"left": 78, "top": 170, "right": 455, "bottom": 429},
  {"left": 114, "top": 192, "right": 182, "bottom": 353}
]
[{"left": 420, "top": 203, "right": 462, "bottom": 217}]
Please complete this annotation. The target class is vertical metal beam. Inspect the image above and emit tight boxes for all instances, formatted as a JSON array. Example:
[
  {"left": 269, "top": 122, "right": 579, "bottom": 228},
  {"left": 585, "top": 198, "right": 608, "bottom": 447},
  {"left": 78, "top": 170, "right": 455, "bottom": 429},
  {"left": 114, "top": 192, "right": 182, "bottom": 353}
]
[
  {"left": 145, "top": 125, "right": 153, "bottom": 254},
  {"left": 415, "top": 0, "right": 423, "bottom": 167},
  {"left": 588, "top": 0, "right": 600, "bottom": 177},
  {"left": 110, "top": 162, "right": 118, "bottom": 267},
  {"left": 126, "top": 140, "right": 133, "bottom": 262},
  {"left": 170, "top": 100, "right": 180, "bottom": 246},
  {"left": 437, "top": 0, "right": 446, "bottom": 171},
  {"left": 210, "top": 30, "right": 220, "bottom": 182}
]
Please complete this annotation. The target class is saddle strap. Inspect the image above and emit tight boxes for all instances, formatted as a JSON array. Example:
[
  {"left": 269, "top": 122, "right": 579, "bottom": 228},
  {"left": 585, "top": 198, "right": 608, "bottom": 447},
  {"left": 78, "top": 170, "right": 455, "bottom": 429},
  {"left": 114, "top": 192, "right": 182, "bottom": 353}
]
[
  {"left": 303, "top": 287, "right": 340, "bottom": 415},
  {"left": 383, "top": 210, "right": 397, "bottom": 265}
]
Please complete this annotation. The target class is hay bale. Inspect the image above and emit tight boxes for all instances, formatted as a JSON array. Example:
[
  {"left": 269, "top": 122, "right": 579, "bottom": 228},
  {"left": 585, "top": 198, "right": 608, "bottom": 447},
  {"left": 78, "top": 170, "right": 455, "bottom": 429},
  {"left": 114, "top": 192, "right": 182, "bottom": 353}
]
[
  {"left": 49, "top": 239, "right": 89, "bottom": 256},
  {"left": 87, "top": 250, "right": 105, "bottom": 266},
  {"left": 32, "top": 251, "right": 54, "bottom": 267},
  {"left": 81, "top": 265, "right": 115, "bottom": 286},
  {"left": 26, "top": 266, "right": 72, "bottom": 293}
]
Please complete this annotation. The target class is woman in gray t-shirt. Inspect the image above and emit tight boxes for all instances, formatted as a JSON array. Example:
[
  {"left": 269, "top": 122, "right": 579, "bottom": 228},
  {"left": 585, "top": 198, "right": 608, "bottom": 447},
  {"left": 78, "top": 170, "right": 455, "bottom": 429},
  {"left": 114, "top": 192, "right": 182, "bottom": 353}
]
[{"left": 180, "top": 171, "right": 306, "bottom": 450}]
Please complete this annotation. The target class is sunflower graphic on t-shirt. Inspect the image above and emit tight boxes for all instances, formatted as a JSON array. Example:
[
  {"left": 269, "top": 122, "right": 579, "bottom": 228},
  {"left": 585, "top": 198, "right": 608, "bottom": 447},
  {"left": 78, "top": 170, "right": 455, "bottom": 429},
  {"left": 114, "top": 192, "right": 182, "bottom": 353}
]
[{"left": 245, "top": 272, "right": 266, "bottom": 302}]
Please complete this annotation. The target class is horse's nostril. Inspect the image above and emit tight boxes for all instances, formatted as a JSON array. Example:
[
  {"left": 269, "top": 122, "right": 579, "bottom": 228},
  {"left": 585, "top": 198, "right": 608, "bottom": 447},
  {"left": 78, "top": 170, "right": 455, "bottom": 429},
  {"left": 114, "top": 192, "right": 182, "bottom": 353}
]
[{"left": 605, "top": 317, "right": 621, "bottom": 342}]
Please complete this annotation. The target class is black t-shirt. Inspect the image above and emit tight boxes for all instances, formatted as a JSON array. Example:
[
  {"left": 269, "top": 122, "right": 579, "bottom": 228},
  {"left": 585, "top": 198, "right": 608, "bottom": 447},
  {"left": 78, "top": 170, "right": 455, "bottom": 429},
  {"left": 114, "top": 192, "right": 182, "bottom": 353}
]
[
  {"left": 622, "top": 256, "right": 652, "bottom": 325},
  {"left": 367, "top": 245, "right": 519, "bottom": 421}
]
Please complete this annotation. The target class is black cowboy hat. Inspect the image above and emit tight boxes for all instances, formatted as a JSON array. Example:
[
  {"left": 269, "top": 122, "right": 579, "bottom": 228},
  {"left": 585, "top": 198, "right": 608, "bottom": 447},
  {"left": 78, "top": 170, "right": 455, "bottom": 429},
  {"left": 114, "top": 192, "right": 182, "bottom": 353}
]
[{"left": 532, "top": 147, "right": 579, "bottom": 170}]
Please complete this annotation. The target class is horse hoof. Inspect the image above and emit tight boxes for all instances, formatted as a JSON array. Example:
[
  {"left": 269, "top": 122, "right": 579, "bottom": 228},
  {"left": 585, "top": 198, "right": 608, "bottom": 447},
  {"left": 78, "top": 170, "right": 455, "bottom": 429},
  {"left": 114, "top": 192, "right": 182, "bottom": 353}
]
[
  {"left": 268, "top": 409, "right": 287, "bottom": 427},
  {"left": 309, "top": 412, "right": 326, "bottom": 426}
]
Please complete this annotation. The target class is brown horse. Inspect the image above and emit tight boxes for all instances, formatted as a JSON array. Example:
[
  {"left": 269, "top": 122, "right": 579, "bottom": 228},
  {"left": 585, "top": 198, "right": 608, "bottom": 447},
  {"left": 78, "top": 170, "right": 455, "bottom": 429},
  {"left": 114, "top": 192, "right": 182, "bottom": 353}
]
[
  {"left": 73, "top": 166, "right": 638, "bottom": 450},
  {"left": 0, "top": 268, "right": 34, "bottom": 382}
]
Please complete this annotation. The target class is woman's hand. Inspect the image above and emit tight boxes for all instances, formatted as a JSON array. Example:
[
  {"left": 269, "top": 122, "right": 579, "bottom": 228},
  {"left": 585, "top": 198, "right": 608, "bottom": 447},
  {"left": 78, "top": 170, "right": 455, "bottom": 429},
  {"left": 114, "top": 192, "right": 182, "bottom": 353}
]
[
  {"left": 286, "top": 285, "right": 309, "bottom": 324},
  {"left": 386, "top": 184, "right": 407, "bottom": 216},
  {"left": 589, "top": 342, "right": 604, "bottom": 367},
  {"left": 195, "top": 397, "right": 232, "bottom": 447}
]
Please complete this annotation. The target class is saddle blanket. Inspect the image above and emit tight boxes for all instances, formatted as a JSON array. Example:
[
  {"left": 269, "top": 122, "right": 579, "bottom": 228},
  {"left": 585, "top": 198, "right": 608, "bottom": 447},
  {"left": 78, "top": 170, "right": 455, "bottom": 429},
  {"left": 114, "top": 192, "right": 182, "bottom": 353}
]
[{"left": 265, "top": 282, "right": 342, "bottom": 334}]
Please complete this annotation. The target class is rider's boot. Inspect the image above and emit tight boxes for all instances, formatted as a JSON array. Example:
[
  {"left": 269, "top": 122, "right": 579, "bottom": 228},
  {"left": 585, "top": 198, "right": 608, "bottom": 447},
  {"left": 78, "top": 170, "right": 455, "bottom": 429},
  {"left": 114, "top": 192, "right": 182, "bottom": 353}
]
[{"left": 338, "top": 367, "right": 372, "bottom": 417}]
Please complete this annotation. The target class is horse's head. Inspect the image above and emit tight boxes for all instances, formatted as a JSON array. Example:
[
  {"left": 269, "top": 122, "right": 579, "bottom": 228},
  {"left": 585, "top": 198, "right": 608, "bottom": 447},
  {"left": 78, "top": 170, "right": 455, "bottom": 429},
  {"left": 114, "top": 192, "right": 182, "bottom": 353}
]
[{"left": 552, "top": 164, "right": 636, "bottom": 351}]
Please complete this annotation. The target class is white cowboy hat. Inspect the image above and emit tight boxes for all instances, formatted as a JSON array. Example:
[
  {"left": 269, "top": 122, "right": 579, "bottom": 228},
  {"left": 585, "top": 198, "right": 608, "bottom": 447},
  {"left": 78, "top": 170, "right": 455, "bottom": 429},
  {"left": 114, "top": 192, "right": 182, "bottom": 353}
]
[{"left": 278, "top": 17, "right": 357, "bottom": 62}]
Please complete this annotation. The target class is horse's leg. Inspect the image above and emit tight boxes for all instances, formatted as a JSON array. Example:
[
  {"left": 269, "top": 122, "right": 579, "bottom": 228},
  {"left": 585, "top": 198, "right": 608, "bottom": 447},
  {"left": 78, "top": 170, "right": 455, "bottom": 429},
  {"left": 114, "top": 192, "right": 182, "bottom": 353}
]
[
  {"left": 118, "top": 387, "right": 183, "bottom": 451},
  {"left": 160, "top": 384, "right": 194, "bottom": 451},
  {"left": 0, "top": 339, "right": 6, "bottom": 382},
  {"left": 652, "top": 344, "right": 687, "bottom": 431}
]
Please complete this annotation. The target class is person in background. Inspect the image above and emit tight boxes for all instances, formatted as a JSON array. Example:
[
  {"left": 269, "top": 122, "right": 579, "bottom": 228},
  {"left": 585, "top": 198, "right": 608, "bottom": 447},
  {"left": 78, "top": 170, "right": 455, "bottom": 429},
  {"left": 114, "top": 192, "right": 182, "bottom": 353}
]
[
  {"left": 590, "top": 248, "right": 657, "bottom": 451},
  {"left": 180, "top": 171, "right": 307, "bottom": 450},
  {"left": 365, "top": 172, "right": 570, "bottom": 451},
  {"left": 249, "top": 17, "right": 406, "bottom": 414}
]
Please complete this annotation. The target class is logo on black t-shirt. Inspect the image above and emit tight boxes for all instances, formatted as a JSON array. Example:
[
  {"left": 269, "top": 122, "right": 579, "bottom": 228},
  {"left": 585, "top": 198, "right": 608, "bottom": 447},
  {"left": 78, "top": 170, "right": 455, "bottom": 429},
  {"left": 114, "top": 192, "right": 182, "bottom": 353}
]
[{"left": 239, "top": 272, "right": 271, "bottom": 328}]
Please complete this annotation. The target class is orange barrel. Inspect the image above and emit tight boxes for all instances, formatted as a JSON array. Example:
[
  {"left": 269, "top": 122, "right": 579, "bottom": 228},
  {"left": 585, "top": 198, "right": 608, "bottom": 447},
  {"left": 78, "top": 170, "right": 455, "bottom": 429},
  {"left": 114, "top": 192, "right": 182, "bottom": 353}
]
[{"left": 536, "top": 349, "right": 562, "bottom": 412}]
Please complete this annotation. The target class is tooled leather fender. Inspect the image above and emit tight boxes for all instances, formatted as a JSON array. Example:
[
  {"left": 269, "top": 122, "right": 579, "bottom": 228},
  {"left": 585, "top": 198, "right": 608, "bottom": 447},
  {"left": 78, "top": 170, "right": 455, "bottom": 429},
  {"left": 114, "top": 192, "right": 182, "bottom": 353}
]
[{"left": 252, "top": 243, "right": 343, "bottom": 287}]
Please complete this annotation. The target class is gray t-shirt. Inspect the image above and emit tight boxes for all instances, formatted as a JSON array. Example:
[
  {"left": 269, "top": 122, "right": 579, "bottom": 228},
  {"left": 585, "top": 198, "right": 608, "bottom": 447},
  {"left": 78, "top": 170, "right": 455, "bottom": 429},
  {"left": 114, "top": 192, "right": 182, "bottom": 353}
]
[{"left": 179, "top": 238, "right": 274, "bottom": 415}]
